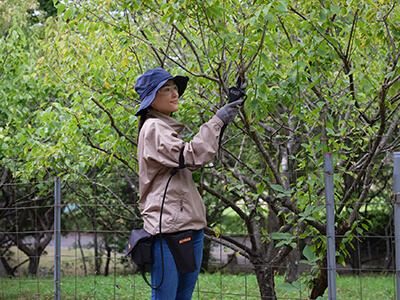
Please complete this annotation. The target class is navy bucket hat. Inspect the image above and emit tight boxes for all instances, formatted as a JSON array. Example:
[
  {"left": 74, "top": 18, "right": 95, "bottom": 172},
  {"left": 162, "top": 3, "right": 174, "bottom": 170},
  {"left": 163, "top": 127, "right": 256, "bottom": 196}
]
[{"left": 134, "top": 68, "right": 189, "bottom": 116}]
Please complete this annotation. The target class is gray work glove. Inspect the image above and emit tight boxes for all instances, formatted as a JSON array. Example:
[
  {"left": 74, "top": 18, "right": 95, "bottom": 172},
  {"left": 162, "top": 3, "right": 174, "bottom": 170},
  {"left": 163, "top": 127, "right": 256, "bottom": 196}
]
[{"left": 215, "top": 99, "right": 244, "bottom": 124}]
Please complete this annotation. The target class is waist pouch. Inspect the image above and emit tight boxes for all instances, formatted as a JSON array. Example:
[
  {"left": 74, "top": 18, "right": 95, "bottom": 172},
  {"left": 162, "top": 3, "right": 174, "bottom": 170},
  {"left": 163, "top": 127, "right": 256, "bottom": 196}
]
[
  {"left": 164, "top": 230, "right": 197, "bottom": 274},
  {"left": 125, "top": 228, "right": 154, "bottom": 267}
]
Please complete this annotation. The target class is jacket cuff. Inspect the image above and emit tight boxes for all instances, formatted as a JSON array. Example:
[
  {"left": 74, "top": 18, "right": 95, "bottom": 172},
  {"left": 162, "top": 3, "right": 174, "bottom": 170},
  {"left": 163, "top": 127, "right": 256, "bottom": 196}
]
[{"left": 211, "top": 114, "right": 225, "bottom": 128}]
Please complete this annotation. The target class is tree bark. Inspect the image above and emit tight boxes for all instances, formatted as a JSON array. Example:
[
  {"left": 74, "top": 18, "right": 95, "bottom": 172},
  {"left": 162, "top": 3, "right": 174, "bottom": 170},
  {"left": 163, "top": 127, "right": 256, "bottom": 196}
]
[
  {"left": 253, "top": 262, "right": 277, "bottom": 300},
  {"left": 94, "top": 230, "right": 102, "bottom": 275},
  {"left": 284, "top": 249, "right": 300, "bottom": 283},
  {"left": 28, "top": 256, "right": 40, "bottom": 277},
  {"left": 104, "top": 243, "right": 111, "bottom": 277},
  {"left": 310, "top": 263, "right": 328, "bottom": 300},
  {"left": 0, "top": 255, "right": 14, "bottom": 277},
  {"left": 70, "top": 209, "right": 87, "bottom": 276}
]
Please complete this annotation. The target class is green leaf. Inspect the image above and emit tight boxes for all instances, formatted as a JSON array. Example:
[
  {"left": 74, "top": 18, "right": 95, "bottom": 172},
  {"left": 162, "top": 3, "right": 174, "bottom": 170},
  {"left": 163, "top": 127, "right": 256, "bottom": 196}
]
[
  {"left": 57, "top": 3, "right": 66, "bottom": 16},
  {"left": 270, "top": 232, "right": 292, "bottom": 240},
  {"left": 270, "top": 184, "right": 284, "bottom": 192},
  {"left": 303, "top": 245, "right": 317, "bottom": 262},
  {"left": 255, "top": 76, "right": 266, "bottom": 85}
]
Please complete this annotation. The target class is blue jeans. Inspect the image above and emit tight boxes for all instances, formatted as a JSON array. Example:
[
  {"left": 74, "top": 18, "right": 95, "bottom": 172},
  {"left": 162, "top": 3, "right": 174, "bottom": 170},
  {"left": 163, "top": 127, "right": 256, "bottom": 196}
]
[{"left": 151, "top": 229, "right": 203, "bottom": 300}]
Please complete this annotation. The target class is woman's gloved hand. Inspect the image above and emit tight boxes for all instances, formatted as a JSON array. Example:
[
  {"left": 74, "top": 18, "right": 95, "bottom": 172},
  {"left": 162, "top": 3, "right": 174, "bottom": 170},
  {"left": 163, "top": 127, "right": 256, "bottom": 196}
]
[{"left": 215, "top": 99, "right": 244, "bottom": 124}]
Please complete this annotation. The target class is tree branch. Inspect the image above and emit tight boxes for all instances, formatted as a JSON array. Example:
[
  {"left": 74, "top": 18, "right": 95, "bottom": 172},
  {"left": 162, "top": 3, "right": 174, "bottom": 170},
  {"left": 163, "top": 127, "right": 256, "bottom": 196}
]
[
  {"left": 90, "top": 97, "right": 137, "bottom": 147},
  {"left": 204, "top": 227, "right": 255, "bottom": 259}
]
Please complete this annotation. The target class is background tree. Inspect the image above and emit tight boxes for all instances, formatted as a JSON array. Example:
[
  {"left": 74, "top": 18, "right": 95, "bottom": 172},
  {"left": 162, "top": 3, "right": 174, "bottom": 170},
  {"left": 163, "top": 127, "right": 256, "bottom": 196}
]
[
  {"left": 0, "top": 0, "right": 37, "bottom": 36},
  {"left": 0, "top": 10, "right": 59, "bottom": 275}
]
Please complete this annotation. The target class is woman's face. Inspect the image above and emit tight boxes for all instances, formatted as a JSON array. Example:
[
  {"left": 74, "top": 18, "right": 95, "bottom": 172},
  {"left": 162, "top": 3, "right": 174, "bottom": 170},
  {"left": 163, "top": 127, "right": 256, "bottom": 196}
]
[{"left": 151, "top": 80, "right": 179, "bottom": 115}]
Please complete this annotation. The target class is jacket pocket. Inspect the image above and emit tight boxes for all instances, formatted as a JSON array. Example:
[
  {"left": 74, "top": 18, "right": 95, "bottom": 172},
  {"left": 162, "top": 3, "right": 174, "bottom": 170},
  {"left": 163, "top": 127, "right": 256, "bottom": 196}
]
[{"left": 165, "top": 194, "right": 187, "bottom": 230}]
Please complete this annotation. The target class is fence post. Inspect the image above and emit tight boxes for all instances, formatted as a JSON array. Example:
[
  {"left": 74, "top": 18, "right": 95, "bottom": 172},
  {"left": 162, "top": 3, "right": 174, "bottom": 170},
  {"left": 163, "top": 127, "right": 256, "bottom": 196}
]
[
  {"left": 54, "top": 177, "right": 61, "bottom": 300},
  {"left": 393, "top": 152, "right": 400, "bottom": 300},
  {"left": 324, "top": 153, "right": 337, "bottom": 300}
]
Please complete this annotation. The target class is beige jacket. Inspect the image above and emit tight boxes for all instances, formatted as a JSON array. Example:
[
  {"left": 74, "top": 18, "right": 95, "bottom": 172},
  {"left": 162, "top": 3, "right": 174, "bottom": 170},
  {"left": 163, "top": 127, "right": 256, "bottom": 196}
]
[{"left": 137, "top": 108, "right": 224, "bottom": 235}]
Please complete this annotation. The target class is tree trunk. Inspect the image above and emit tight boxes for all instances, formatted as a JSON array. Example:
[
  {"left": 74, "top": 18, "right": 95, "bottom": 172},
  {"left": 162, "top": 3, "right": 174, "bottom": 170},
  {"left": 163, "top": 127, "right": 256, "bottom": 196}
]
[
  {"left": 13, "top": 230, "right": 52, "bottom": 277},
  {"left": 94, "top": 231, "right": 101, "bottom": 275},
  {"left": 77, "top": 231, "right": 88, "bottom": 276},
  {"left": 69, "top": 208, "right": 87, "bottom": 275},
  {"left": 284, "top": 249, "right": 300, "bottom": 283},
  {"left": 104, "top": 243, "right": 111, "bottom": 277},
  {"left": 0, "top": 255, "right": 14, "bottom": 277},
  {"left": 253, "top": 262, "right": 277, "bottom": 300},
  {"left": 310, "top": 258, "right": 328, "bottom": 299},
  {"left": 28, "top": 255, "right": 40, "bottom": 276},
  {"left": 311, "top": 222, "right": 350, "bottom": 298}
]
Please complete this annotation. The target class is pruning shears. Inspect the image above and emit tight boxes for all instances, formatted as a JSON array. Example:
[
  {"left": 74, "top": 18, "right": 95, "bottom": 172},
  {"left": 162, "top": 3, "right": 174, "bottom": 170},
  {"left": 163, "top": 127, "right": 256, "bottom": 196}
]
[{"left": 228, "top": 76, "right": 247, "bottom": 104}]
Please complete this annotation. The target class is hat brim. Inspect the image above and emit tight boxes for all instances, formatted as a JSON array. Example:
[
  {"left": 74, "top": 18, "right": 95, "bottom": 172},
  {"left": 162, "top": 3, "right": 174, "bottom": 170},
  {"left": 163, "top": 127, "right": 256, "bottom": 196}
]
[{"left": 135, "top": 75, "right": 189, "bottom": 116}]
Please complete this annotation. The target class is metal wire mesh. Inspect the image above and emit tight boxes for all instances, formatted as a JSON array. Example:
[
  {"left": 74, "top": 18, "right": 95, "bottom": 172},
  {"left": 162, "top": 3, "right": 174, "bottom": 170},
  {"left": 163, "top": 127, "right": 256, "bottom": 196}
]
[{"left": 0, "top": 157, "right": 398, "bottom": 299}]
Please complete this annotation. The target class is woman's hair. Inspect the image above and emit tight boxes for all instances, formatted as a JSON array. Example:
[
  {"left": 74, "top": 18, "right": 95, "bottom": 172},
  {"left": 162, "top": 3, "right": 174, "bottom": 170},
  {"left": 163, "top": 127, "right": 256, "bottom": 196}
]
[{"left": 137, "top": 109, "right": 148, "bottom": 143}]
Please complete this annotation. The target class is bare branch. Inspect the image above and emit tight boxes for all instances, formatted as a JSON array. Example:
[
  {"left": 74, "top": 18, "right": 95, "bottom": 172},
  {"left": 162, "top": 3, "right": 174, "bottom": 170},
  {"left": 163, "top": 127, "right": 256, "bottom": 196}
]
[
  {"left": 90, "top": 97, "right": 137, "bottom": 147},
  {"left": 204, "top": 227, "right": 255, "bottom": 259}
]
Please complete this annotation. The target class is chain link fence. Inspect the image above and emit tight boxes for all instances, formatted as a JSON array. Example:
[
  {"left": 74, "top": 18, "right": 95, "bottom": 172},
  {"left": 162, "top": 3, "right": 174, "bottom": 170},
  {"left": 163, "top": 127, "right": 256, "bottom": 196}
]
[{"left": 0, "top": 153, "right": 399, "bottom": 299}]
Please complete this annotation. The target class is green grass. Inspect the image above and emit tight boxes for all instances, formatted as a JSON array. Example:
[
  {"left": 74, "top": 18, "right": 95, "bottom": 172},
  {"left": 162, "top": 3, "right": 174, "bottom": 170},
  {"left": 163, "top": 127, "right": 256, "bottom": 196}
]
[{"left": 0, "top": 273, "right": 396, "bottom": 299}]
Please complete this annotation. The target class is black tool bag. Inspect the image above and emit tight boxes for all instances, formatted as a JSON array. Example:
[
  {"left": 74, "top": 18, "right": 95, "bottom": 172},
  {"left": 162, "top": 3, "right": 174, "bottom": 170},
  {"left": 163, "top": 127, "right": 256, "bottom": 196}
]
[
  {"left": 125, "top": 228, "right": 154, "bottom": 267},
  {"left": 164, "top": 230, "right": 197, "bottom": 274}
]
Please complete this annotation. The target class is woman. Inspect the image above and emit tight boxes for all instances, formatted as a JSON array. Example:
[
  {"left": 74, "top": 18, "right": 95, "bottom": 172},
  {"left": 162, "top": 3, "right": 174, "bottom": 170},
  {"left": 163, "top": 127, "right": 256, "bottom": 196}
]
[{"left": 135, "top": 68, "right": 242, "bottom": 300}]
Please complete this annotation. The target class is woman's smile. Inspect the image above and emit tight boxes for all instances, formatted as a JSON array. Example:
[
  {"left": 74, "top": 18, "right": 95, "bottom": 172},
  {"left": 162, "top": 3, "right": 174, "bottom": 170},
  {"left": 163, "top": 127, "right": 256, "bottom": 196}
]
[{"left": 151, "top": 80, "right": 180, "bottom": 115}]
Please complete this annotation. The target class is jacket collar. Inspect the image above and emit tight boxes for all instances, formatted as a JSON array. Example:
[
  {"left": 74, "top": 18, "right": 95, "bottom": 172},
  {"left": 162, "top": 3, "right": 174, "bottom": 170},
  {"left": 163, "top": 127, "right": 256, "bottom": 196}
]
[{"left": 147, "top": 108, "right": 185, "bottom": 133}]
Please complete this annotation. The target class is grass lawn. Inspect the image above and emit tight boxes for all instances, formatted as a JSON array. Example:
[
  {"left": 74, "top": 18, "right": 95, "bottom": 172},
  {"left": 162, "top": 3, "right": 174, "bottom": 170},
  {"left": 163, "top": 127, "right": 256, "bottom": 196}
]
[
  {"left": 0, "top": 272, "right": 396, "bottom": 299},
  {"left": 1, "top": 247, "right": 396, "bottom": 299}
]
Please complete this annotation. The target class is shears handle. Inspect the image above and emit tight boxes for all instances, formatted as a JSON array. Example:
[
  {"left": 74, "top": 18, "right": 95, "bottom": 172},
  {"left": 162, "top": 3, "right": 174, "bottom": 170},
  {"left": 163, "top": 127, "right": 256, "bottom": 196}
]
[{"left": 228, "top": 76, "right": 247, "bottom": 104}]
